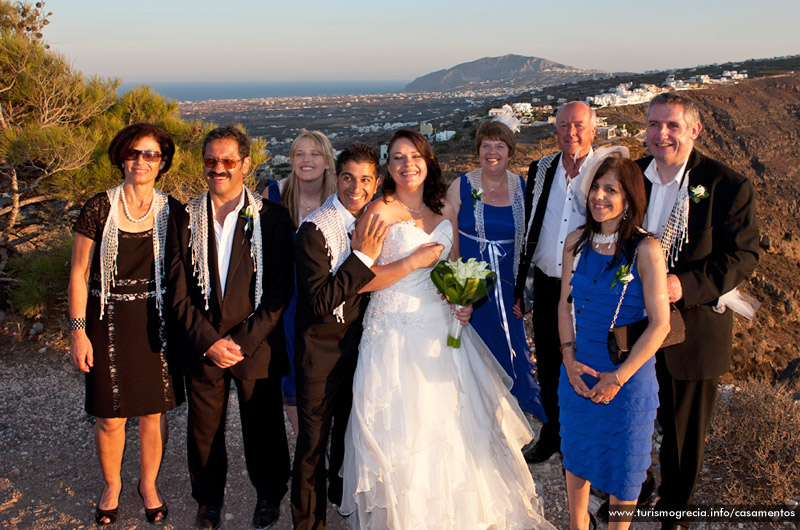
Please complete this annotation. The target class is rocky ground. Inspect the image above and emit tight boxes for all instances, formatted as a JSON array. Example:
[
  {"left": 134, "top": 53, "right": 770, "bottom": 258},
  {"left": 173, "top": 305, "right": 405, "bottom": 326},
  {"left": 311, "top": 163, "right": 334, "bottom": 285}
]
[{"left": 2, "top": 339, "right": 796, "bottom": 530}]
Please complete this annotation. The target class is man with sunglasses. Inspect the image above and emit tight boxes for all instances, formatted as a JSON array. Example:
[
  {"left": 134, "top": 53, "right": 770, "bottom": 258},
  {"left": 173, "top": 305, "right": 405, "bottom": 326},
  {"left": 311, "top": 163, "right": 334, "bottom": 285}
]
[{"left": 167, "top": 126, "right": 294, "bottom": 530}]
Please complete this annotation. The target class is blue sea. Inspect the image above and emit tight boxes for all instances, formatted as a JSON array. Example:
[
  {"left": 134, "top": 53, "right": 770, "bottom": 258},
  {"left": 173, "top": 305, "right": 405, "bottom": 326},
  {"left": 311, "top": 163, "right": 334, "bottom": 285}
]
[{"left": 118, "top": 81, "right": 406, "bottom": 102}]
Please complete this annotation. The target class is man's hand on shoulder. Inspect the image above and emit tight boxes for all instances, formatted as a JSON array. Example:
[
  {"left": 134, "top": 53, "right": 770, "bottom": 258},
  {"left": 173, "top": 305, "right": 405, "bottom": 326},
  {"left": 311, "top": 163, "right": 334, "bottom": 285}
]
[
  {"left": 204, "top": 336, "right": 244, "bottom": 369},
  {"left": 352, "top": 214, "right": 387, "bottom": 262},
  {"left": 666, "top": 273, "right": 683, "bottom": 303}
]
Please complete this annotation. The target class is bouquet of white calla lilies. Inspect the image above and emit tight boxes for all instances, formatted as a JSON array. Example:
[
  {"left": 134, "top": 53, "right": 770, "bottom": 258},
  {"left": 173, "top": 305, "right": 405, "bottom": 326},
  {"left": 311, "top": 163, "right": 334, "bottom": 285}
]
[{"left": 430, "top": 257, "right": 496, "bottom": 347}]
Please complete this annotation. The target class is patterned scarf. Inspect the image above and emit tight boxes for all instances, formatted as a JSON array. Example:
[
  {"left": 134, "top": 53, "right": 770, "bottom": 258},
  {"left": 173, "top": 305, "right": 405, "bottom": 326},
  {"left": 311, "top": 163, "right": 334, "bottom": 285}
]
[
  {"left": 300, "top": 194, "right": 351, "bottom": 323},
  {"left": 99, "top": 185, "right": 169, "bottom": 321},
  {"left": 186, "top": 188, "right": 263, "bottom": 310},
  {"left": 659, "top": 169, "right": 691, "bottom": 268}
]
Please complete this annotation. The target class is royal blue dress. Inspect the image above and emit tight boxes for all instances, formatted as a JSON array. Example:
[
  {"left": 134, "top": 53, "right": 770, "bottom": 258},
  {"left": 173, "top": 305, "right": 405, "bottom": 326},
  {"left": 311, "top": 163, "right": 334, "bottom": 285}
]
[
  {"left": 268, "top": 181, "right": 297, "bottom": 404},
  {"left": 457, "top": 176, "right": 546, "bottom": 420},
  {"left": 558, "top": 245, "right": 658, "bottom": 501}
]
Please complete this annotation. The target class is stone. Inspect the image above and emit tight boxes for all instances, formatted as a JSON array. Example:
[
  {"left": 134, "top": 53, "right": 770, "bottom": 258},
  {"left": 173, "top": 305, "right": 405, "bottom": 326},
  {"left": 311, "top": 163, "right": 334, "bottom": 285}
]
[
  {"left": 760, "top": 235, "right": 772, "bottom": 251},
  {"left": 775, "top": 357, "right": 800, "bottom": 387},
  {"left": 8, "top": 467, "right": 20, "bottom": 479},
  {"left": 28, "top": 322, "right": 44, "bottom": 338}
]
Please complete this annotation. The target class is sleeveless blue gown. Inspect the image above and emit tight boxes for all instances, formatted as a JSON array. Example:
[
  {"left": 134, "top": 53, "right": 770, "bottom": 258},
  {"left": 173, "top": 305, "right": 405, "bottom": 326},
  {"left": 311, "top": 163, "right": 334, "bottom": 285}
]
[
  {"left": 558, "top": 245, "right": 658, "bottom": 501},
  {"left": 457, "top": 176, "right": 545, "bottom": 420},
  {"left": 268, "top": 181, "right": 297, "bottom": 404}
]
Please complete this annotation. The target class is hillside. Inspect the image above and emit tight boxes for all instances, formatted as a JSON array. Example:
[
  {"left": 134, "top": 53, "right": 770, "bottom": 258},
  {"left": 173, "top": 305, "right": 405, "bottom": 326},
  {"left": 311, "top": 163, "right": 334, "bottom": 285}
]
[{"left": 403, "top": 54, "right": 610, "bottom": 93}]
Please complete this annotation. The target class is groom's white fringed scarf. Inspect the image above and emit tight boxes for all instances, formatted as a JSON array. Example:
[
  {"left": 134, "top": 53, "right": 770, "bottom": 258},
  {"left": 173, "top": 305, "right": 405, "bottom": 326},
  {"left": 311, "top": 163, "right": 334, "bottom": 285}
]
[
  {"left": 186, "top": 188, "right": 264, "bottom": 310},
  {"left": 301, "top": 194, "right": 350, "bottom": 323}
]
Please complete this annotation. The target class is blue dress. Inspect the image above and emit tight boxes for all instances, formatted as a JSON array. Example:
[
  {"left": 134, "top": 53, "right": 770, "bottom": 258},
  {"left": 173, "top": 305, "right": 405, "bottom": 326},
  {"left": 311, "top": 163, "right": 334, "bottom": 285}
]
[
  {"left": 457, "top": 176, "right": 545, "bottom": 420},
  {"left": 268, "top": 181, "right": 298, "bottom": 404},
  {"left": 558, "top": 245, "right": 658, "bottom": 501}
]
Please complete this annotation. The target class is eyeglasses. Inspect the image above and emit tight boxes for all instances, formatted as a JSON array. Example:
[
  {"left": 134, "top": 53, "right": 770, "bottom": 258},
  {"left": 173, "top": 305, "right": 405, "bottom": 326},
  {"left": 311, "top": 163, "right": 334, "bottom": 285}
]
[
  {"left": 123, "top": 149, "right": 163, "bottom": 162},
  {"left": 203, "top": 157, "right": 242, "bottom": 170}
]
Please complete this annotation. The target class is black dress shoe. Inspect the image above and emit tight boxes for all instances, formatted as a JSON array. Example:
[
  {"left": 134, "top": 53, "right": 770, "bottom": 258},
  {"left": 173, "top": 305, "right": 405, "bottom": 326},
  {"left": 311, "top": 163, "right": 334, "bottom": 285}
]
[
  {"left": 196, "top": 504, "right": 222, "bottom": 530},
  {"left": 523, "top": 438, "right": 561, "bottom": 463},
  {"left": 252, "top": 499, "right": 279, "bottom": 529}
]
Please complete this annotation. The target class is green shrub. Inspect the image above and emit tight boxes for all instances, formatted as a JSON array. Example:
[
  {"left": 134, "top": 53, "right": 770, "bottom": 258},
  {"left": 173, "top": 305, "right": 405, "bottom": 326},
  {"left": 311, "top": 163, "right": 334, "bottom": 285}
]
[{"left": 8, "top": 234, "right": 72, "bottom": 318}]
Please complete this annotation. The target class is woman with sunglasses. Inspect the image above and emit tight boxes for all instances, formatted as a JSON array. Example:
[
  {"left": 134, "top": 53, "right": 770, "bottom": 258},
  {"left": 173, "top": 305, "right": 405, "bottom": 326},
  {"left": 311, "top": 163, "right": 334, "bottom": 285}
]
[{"left": 69, "top": 123, "right": 184, "bottom": 525}]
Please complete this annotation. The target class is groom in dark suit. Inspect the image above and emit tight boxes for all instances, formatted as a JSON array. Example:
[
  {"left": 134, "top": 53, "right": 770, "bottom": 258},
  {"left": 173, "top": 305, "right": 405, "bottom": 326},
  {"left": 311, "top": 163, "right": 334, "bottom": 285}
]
[
  {"left": 167, "top": 126, "right": 294, "bottom": 530},
  {"left": 637, "top": 93, "right": 759, "bottom": 529},
  {"left": 291, "top": 143, "right": 384, "bottom": 530}
]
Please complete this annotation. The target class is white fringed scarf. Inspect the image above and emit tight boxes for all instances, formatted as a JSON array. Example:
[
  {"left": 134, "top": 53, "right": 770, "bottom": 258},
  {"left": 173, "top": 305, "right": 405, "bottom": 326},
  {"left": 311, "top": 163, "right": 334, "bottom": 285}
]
[
  {"left": 186, "top": 188, "right": 263, "bottom": 310},
  {"left": 99, "top": 185, "right": 169, "bottom": 321},
  {"left": 659, "top": 170, "right": 691, "bottom": 268},
  {"left": 300, "top": 194, "right": 350, "bottom": 323}
]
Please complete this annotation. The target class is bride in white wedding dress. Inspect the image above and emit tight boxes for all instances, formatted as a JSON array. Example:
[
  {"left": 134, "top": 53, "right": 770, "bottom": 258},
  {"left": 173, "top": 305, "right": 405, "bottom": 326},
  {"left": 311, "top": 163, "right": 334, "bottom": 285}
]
[{"left": 339, "top": 130, "right": 555, "bottom": 530}]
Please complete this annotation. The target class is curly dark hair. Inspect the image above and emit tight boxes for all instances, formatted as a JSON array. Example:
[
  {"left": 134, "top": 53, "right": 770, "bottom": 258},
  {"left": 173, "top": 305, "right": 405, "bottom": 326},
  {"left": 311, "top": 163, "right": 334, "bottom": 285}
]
[
  {"left": 381, "top": 129, "right": 445, "bottom": 215},
  {"left": 202, "top": 125, "right": 250, "bottom": 160},
  {"left": 107, "top": 123, "right": 175, "bottom": 180},
  {"left": 573, "top": 154, "right": 649, "bottom": 268}
]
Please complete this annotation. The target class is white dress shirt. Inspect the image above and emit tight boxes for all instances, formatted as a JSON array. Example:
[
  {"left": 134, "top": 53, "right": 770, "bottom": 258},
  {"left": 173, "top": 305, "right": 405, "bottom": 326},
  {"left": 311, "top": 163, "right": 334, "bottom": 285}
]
[
  {"left": 643, "top": 159, "right": 689, "bottom": 239},
  {"left": 332, "top": 194, "right": 374, "bottom": 268},
  {"left": 531, "top": 150, "right": 593, "bottom": 278},
  {"left": 212, "top": 189, "right": 246, "bottom": 297}
]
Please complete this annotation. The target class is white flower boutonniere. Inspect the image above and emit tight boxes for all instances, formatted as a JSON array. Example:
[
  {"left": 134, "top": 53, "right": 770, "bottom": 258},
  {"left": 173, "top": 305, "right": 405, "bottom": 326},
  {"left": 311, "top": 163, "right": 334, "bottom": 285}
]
[
  {"left": 239, "top": 205, "right": 254, "bottom": 236},
  {"left": 690, "top": 185, "right": 709, "bottom": 203},
  {"left": 611, "top": 263, "right": 634, "bottom": 288},
  {"left": 471, "top": 188, "right": 483, "bottom": 207}
]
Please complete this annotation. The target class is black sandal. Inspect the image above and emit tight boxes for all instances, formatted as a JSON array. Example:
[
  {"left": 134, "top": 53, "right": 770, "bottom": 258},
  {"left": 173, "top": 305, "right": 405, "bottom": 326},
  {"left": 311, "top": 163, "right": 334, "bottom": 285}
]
[
  {"left": 95, "top": 482, "right": 122, "bottom": 526},
  {"left": 587, "top": 511, "right": 597, "bottom": 530},
  {"left": 137, "top": 480, "right": 168, "bottom": 524}
]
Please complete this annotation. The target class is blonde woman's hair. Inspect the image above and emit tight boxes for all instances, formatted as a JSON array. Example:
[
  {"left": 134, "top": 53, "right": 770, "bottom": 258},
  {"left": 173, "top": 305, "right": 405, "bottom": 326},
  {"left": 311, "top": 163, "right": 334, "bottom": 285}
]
[{"left": 282, "top": 129, "right": 337, "bottom": 229}]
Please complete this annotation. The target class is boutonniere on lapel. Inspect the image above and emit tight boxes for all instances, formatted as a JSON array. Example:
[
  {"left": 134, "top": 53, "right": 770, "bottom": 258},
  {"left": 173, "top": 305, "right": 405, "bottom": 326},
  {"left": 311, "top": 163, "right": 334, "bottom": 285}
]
[
  {"left": 611, "top": 263, "right": 634, "bottom": 288},
  {"left": 689, "top": 185, "right": 709, "bottom": 203},
  {"left": 471, "top": 188, "right": 483, "bottom": 207},
  {"left": 239, "top": 205, "right": 254, "bottom": 237}
]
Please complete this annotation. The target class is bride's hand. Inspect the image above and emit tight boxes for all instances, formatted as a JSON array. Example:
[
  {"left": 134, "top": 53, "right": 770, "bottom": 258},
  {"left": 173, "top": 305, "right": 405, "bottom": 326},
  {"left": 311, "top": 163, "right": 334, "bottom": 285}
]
[
  {"left": 410, "top": 242, "right": 444, "bottom": 269},
  {"left": 451, "top": 303, "right": 473, "bottom": 325}
]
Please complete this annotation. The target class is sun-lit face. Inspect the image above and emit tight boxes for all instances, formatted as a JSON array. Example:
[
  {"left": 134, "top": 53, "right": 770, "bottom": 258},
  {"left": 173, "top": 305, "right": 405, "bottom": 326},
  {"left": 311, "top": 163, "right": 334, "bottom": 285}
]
[
  {"left": 588, "top": 170, "right": 627, "bottom": 226},
  {"left": 556, "top": 103, "right": 596, "bottom": 158},
  {"left": 203, "top": 138, "right": 250, "bottom": 202},
  {"left": 292, "top": 136, "right": 329, "bottom": 183},
  {"left": 478, "top": 139, "right": 510, "bottom": 176},
  {"left": 122, "top": 136, "right": 164, "bottom": 186},
  {"left": 387, "top": 138, "right": 427, "bottom": 192},
  {"left": 646, "top": 103, "right": 702, "bottom": 168},
  {"left": 336, "top": 160, "right": 380, "bottom": 216}
]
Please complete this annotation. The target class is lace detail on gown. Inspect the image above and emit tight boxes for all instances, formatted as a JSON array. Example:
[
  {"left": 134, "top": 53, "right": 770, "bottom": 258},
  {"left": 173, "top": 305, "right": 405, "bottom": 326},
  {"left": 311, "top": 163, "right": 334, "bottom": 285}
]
[{"left": 341, "top": 220, "right": 555, "bottom": 530}]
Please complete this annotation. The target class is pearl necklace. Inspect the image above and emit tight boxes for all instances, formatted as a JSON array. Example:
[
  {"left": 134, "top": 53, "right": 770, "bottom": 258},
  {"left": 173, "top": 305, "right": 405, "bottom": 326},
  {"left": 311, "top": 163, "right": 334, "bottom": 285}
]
[
  {"left": 591, "top": 231, "right": 618, "bottom": 249},
  {"left": 120, "top": 190, "right": 155, "bottom": 223},
  {"left": 397, "top": 198, "right": 424, "bottom": 216}
]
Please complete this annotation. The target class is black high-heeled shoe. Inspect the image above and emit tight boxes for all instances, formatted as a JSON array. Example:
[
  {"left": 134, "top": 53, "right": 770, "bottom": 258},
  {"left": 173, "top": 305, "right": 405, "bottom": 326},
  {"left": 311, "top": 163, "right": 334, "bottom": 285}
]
[
  {"left": 137, "top": 480, "right": 168, "bottom": 524},
  {"left": 95, "top": 482, "right": 123, "bottom": 526}
]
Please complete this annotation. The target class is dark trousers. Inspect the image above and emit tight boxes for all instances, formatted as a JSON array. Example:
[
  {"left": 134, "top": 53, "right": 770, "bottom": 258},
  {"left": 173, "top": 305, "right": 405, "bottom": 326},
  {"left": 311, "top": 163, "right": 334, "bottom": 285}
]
[
  {"left": 655, "top": 351, "right": 719, "bottom": 528},
  {"left": 186, "top": 372, "right": 290, "bottom": 508},
  {"left": 532, "top": 266, "right": 562, "bottom": 443},
  {"left": 292, "top": 359, "right": 356, "bottom": 530}
]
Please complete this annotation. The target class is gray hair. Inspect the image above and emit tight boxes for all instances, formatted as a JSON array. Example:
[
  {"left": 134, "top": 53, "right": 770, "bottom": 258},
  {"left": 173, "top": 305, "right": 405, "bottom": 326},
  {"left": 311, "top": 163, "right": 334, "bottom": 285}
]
[
  {"left": 555, "top": 101, "right": 597, "bottom": 125},
  {"left": 646, "top": 93, "right": 702, "bottom": 127}
]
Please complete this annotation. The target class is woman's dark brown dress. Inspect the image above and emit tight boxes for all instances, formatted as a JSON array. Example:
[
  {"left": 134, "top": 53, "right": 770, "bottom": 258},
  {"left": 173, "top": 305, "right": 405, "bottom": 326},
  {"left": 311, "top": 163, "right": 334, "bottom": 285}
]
[{"left": 74, "top": 193, "right": 184, "bottom": 418}]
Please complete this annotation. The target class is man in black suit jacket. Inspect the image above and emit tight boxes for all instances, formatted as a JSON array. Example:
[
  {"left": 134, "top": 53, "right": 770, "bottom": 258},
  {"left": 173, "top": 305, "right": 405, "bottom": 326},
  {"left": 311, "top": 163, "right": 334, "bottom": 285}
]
[
  {"left": 167, "top": 126, "right": 294, "bottom": 530},
  {"left": 513, "top": 101, "right": 597, "bottom": 463},
  {"left": 638, "top": 94, "right": 759, "bottom": 529}
]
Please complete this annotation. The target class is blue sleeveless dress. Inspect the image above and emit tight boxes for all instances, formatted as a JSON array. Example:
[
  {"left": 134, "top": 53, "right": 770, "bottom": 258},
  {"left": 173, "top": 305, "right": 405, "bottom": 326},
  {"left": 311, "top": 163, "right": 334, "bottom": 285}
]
[
  {"left": 268, "top": 181, "right": 297, "bottom": 404},
  {"left": 457, "top": 176, "right": 545, "bottom": 420},
  {"left": 558, "top": 245, "right": 658, "bottom": 501}
]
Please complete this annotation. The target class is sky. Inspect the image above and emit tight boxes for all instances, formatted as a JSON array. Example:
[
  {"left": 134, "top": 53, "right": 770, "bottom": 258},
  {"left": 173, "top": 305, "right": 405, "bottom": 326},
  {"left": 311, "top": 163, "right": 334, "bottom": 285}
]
[{"left": 42, "top": 0, "right": 800, "bottom": 85}]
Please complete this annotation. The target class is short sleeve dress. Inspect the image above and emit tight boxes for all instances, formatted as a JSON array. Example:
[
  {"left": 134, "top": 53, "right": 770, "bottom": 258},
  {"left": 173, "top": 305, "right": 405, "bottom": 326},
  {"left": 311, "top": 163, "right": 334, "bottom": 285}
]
[{"left": 73, "top": 192, "right": 184, "bottom": 418}]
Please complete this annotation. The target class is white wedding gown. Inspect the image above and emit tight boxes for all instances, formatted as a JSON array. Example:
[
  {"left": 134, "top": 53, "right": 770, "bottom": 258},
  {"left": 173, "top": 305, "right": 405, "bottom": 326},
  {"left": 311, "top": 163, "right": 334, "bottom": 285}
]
[{"left": 340, "top": 220, "right": 555, "bottom": 530}]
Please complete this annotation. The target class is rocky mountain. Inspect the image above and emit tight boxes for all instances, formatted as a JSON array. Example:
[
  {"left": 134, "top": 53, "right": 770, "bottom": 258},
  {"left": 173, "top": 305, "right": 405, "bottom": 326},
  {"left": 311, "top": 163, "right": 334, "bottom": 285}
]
[{"left": 403, "top": 54, "right": 611, "bottom": 93}]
